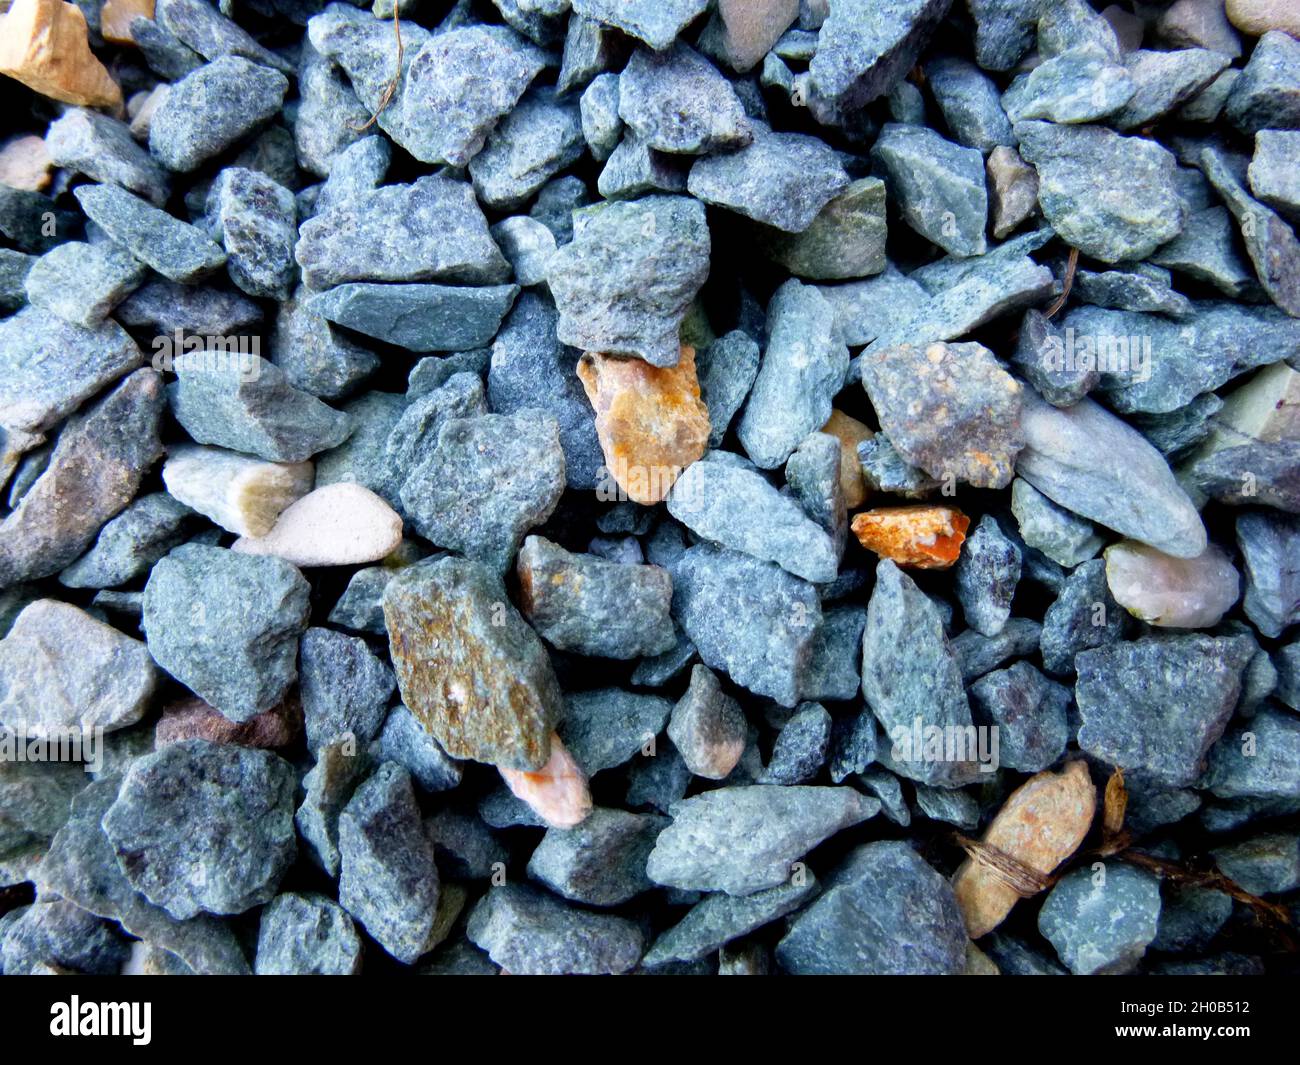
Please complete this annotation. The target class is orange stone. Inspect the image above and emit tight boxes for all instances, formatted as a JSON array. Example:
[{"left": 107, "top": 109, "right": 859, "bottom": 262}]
[
  {"left": 577, "top": 345, "right": 710, "bottom": 505},
  {"left": 0, "top": 0, "right": 122, "bottom": 108},
  {"left": 952, "top": 760, "right": 1097, "bottom": 939},
  {"left": 850, "top": 504, "right": 970, "bottom": 569},
  {"left": 0, "top": 134, "right": 53, "bottom": 191},
  {"left": 821, "top": 408, "right": 873, "bottom": 509},
  {"left": 498, "top": 733, "right": 593, "bottom": 829},
  {"left": 101, "top": 0, "right": 155, "bottom": 46}
]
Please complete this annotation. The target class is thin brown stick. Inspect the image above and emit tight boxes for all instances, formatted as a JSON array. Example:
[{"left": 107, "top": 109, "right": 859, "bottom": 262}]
[
  {"left": 1044, "top": 246, "right": 1079, "bottom": 320},
  {"left": 351, "top": 6, "right": 404, "bottom": 132},
  {"left": 954, "top": 834, "right": 1055, "bottom": 898}
]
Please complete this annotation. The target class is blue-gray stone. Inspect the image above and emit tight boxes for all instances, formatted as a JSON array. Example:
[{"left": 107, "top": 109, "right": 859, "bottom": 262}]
[
  {"left": 1236, "top": 511, "right": 1300, "bottom": 638},
  {"left": 255, "top": 892, "right": 362, "bottom": 975},
  {"left": 760, "top": 702, "right": 832, "bottom": 785},
  {"left": 469, "top": 89, "right": 585, "bottom": 211},
  {"left": 45, "top": 108, "right": 170, "bottom": 206},
  {"left": 1203, "top": 706, "right": 1300, "bottom": 800},
  {"left": 697, "top": 329, "right": 760, "bottom": 448},
  {"left": 74, "top": 184, "right": 226, "bottom": 283},
  {"left": 270, "top": 286, "right": 379, "bottom": 401},
  {"left": 579, "top": 71, "right": 622, "bottom": 162},
  {"left": 527, "top": 807, "right": 666, "bottom": 906},
  {"left": 1249, "top": 130, "right": 1300, "bottom": 227},
  {"left": 804, "top": 605, "right": 866, "bottom": 704},
  {"left": 913, "top": 782, "right": 980, "bottom": 828},
  {"left": 158, "top": 0, "right": 295, "bottom": 74},
  {"left": 207, "top": 167, "right": 297, "bottom": 300},
  {"left": 925, "top": 55, "right": 1014, "bottom": 152},
  {"left": 569, "top": 0, "right": 709, "bottom": 51},
  {"left": 1007, "top": 308, "right": 1100, "bottom": 408},
  {"left": 558, "top": 688, "right": 672, "bottom": 776},
  {"left": 380, "top": 372, "right": 487, "bottom": 507},
  {"left": 558, "top": 14, "right": 623, "bottom": 95},
  {"left": 596, "top": 133, "right": 690, "bottom": 199},
  {"left": 1038, "top": 863, "right": 1161, "bottom": 975},
  {"left": 299, "top": 626, "right": 395, "bottom": 753},
  {"left": 309, "top": 282, "right": 519, "bottom": 352},
  {"left": 1151, "top": 884, "right": 1232, "bottom": 955},
  {"left": 116, "top": 276, "right": 261, "bottom": 336},
  {"left": 817, "top": 264, "right": 930, "bottom": 347},
  {"left": 294, "top": 38, "right": 368, "bottom": 179},
  {"left": 296, "top": 739, "right": 369, "bottom": 877},
  {"left": 1074, "top": 264, "right": 1194, "bottom": 319},
  {"left": 952, "top": 617, "right": 1043, "bottom": 682},
  {"left": 967, "top": 0, "right": 1043, "bottom": 71},
  {"left": 1114, "top": 47, "right": 1232, "bottom": 129},
  {"left": 1001, "top": 44, "right": 1136, "bottom": 124},
  {"left": 970, "top": 661, "right": 1070, "bottom": 772},
  {"left": 59, "top": 493, "right": 192, "bottom": 590},
  {"left": 1, "top": 899, "right": 128, "bottom": 976},
  {"left": 619, "top": 43, "right": 751, "bottom": 155},
  {"left": 1039, "top": 558, "right": 1125, "bottom": 677},
  {"left": 1150, "top": 205, "right": 1261, "bottom": 299},
  {"left": 1224, "top": 30, "right": 1300, "bottom": 136},
  {"left": 954, "top": 514, "right": 1022, "bottom": 636}
]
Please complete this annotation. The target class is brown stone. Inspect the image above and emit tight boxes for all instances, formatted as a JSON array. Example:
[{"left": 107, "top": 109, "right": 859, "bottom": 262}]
[
  {"left": 154, "top": 693, "right": 303, "bottom": 750},
  {"left": 577, "top": 345, "right": 710, "bottom": 506},
  {"left": 952, "top": 760, "right": 1097, "bottom": 939},
  {"left": 1227, "top": 0, "right": 1300, "bottom": 38},
  {"left": 712, "top": 0, "right": 800, "bottom": 72},
  {"left": 0, "top": 0, "right": 122, "bottom": 108},
  {"left": 850, "top": 504, "right": 970, "bottom": 569},
  {"left": 987, "top": 146, "right": 1039, "bottom": 240},
  {"left": 100, "top": 0, "right": 154, "bottom": 45},
  {"left": 820, "top": 408, "right": 873, "bottom": 509},
  {"left": 0, "top": 134, "right": 53, "bottom": 191}
]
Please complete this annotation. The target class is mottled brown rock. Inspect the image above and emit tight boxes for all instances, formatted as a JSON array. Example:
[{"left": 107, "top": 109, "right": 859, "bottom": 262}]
[
  {"left": 383, "top": 555, "right": 562, "bottom": 772},
  {"left": 850, "top": 505, "right": 969, "bottom": 569},
  {"left": 0, "top": 0, "right": 123, "bottom": 108},
  {"left": 154, "top": 693, "right": 302, "bottom": 750},
  {"left": 821, "top": 408, "right": 873, "bottom": 509},
  {"left": 0, "top": 134, "right": 53, "bottom": 192},
  {"left": 952, "top": 760, "right": 1097, "bottom": 939},
  {"left": 100, "top": 0, "right": 154, "bottom": 45},
  {"left": 577, "top": 345, "right": 710, "bottom": 505}
]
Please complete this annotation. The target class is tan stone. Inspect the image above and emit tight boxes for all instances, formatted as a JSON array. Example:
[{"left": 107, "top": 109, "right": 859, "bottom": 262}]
[
  {"left": 577, "top": 346, "right": 710, "bottom": 505},
  {"left": 1215, "top": 361, "right": 1300, "bottom": 443},
  {"left": 850, "top": 504, "right": 970, "bottom": 569},
  {"left": 987, "top": 146, "right": 1039, "bottom": 240},
  {"left": 713, "top": 0, "right": 800, "bottom": 72},
  {"left": 0, "top": 0, "right": 122, "bottom": 108},
  {"left": 965, "top": 942, "right": 1001, "bottom": 976},
  {"left": 129, "top": 83, "right": 169, "bottom": 140},
  {"left": 498, "top": 733, "right": 593, "bottom": 829},
  {"left": 0, "top": 134, "right": 53, "bottom": 191},
  {"left": 1227, "top": 0, "right": 1300, "bottom": 38},
  {"left": 820, "top": 409, "right": 873, "bottom": 509},
  {"left": 952, "top": 760, "right": 1097, "bottom": 939},
  {"left": 100, "top": 0, "right": 154, "bottom": 45}
]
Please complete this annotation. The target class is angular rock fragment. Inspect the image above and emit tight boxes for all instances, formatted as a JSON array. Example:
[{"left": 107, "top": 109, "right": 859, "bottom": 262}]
[
  {"left": 1114, "top": 47, "right": 1232, "bottom": 129},
  {"left": 954, "top": 514, "right": 1021, "bottom": 636},
  {"left": 757, "top": 177, "right": 887, "bottom": 281},
  {"left": 760, "top": 702, "right": 832, "bottom": 785},
  {"left": 373, "top": 703, "right": 463, "bottom": 794},
  {"left": 871, "top": 123, "right": 987, "bottom": 257},
  {"left": 465, "top": 88, "right": 584, "bottom": 210},
  {"left": 103, "top": 739, "right": 297, "bottom": 919},
  {"left": 969, "top": 661, "right": 1069, "bottom": 772},
  {"left": 1001, "top": 44, "right": 1135, "bottom": 125},
  {"left": 1236, "top": 511, "right": 1300, "bottom": 637},
  {"left": 0, "top": 0, "right": 122, "bottom": 108},
  {"left": 667, "top": 664, "right": 748, "bottom": 780},
  {"left": 384, "top": 556, "right": 562, "bottom": 771},
  {"left": 850, "top": 505, "right": 969, "bottom": 570},
  {"left": 618, "top": 43, "right": 751, "bottom": 155},
  {"left": 569, "top": 0, "right": 709, "bottom": 51},
  {"left": 24, "top": 240, "right": 147, "bottom": 329},
  {"left": 527, "top": 807, "right": 665, "bottom": 906},
  {"left": 298, "top": 626, "right": 395, "bottom": 754},
  {"left": 490, "top": 215, "right": 556, "bottom": 286},
  {"left": 234, "top": 483, "right": 402, "bottom": 568},
  {"left": 255, "top": 893, "right": 362, "bottom": 976},
  {"left": 308, "top": 282, "right": 519, "bottom": 353},
  {"left": 205, "top": 167, "right": 296, "bottom": 301},
  {"left": 74, "top": 183, "right": 226, "bottom": 283},
  {"left": 1250, "top": 130, "right": 1300, "bottom": 227},
  {"left": 59, "top": 493, "right": 192, "bottom": 590},
  {"left": 987, "top": 146, "right": 1040, "bottom": 239},
  {"left": 117, "top": 276, "right": 261, "bottom": 337},
  {"left": 154, "top": 692, "right": 301, "bottom": 751},
  {"left": 1224, "top": 29, "right": 1300, "bottom": 135},
  {"left": 1038, "top": 863, "right": 1161, "bottom": 975},
  {"left": 162, "top": 444, "right": 312, "bottom": 538},
  {"left": 1010, "top": 478, "right": 1102, "bottom": 569},
  {"left": 1, "top": 898, "right": 129, "bottom": 976},
  {"left": 557, "top": 688, "right": 673, "bottom": 777},
  {"left": 157, "top": 0, "right": 293, "bottom": 74},
  {"left": 45, "top": 107, "right": 169, "bottom": 205},
  {"left": 646, "top": 785, "right": 878, "bottom": 895}
]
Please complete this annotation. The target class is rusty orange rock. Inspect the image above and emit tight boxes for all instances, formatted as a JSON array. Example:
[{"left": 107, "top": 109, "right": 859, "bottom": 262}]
[
  {"left": 850, "top": 504, "right": 970, "bottom": 569},
  {"left": 0, "top": 0, "right": 122, "bottom": 108},
  {"left": 577, "top": 345, "right": 710, "bottom": 505},
  {"left": 821, "top": 408, "right": 873, "bottom": 509},
  {"left": 952, "top": 760, "right": 1097, "bottom": 939},
  {"left": 101, "top": 0, "right": 155, "bottom": 45}
]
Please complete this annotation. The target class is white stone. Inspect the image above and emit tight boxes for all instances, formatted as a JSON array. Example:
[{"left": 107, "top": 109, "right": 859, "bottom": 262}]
[
  {"left": 498, "top": 733, "right": 593, "bottom": 829},
  {"left": 162, "top": 443, "right": 313, "bottom": 537},
  {"left": 232, "top": 482, "right": 402, "bottom": 567},
  {"left": 1105, "top": 540, "right": 1241, "bottom": 628},
  {"left": 1216, "top": 361, "right": 1300, "bottom": 443}
]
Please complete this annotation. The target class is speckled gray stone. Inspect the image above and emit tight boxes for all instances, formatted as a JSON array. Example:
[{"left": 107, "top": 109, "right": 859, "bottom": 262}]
[
  {"left": 1249, "top": 130, "right": 1300, "bottom": 227},
  {"left": 24, "top": 240, "right": 147, "bottom": 329},
  {"left": 618, "top": 43, "right": 751, "bottom": 155},
  {"left": 1236, "top": 512, "right": 1300, "bottom": 638},
  {"left": 269, "top": 287, "right": 379, "bottom": 401},
  {"left": 296, "top": 739, "right": 369, "bottom": 877},
  {"left": 558, "top": 688, "right": 673, "bottom": 775},
  {"left": 760, "top": 702, "right": 832, "bottom": 785},
  {"left": 59, "top": 493, "right": 192, "bottom": 590},
  {"left": 1, "top": 899, "right": 128, "bottom": 976},
  {"left": 1001, "top": 44, "right": 1135, "bottom": 124},
  {"left": 527, "top": 807, "right": 666, "bottom": 906},
  {"left": 1010, "top": 478, "right": 1103, "bottom": 569},
  {"left": 255, "top": 892, "right": 362, "bottom": 975},
  {"left": 1038, "top": 863, "right": 1161, "bottom": 975},
  {"left": 969, "top": 661, "right": 1069, "bottom": 772},
  {"left": 299, "top": 626, "right": 395, "bottom": 753},
  {"left": 46, "top": 107, "right": 169, "bottom": 205},
  {"left": 142, "top": 544, "right": 310, "bottom": 723},
  {"left": 468, "top": 89, "right": 585, "bottom": 211},
  {"left": 548, "top": 194, "right": 710, "bottom": 367},
  {"left": 157, "top": 0, "right": 294, "bottom": 74},
  {"left": 954, "top": 514, "right": 1021, "bottom": 636},
  {"left": 1039, "top": 558, "right": 1125, "bottom": 677},
  {"left": 646, "top": 784, "right": 878, "bottom": 895},
  {"left": 696, "top": 329, "right": 760, "bottom": 448},
  {"left": 1224, "top": 30, "right": 1300, "bottom": 136},
  {"left": 103, "top": 740, "right": 296, "bottom": 919},
  {"left": 338, "top": 762, "right": 440, "bottom": 964},
  {"left": 569, "top": 0, "right": 709, "bottom": 51},
  {"left": 925, "top": 55, "right": 1014, "bottom": 153},
  {"left": 380, "top": 372, "right": 487, "bottom": 507},
  {"left": 206, "top": 167, "right": 297, "bottom": 300},
  {"left": 776, "top": 841, "right": 968, "bottom": 974}
]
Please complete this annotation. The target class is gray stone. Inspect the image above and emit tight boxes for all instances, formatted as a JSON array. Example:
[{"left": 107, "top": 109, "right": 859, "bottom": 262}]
[
  {"left": 805, "top": 0, "right": 951, "bottom": 122},
  {"left": 1180, "top": 437, "right": 1300, "bottom": 512},
  {"left": 529, "top": 174, "right": 592, "bottom": 243},
  {"left": 618, "top": 43, "right": 751, "bottom": 154},
  {"left": 0, "top": 306, "right": 144, "bottom": 433},
  {"left": 776, "top": 841, "right": 968, "bottom": 975},
  {"left": 1150, "top": 205, "right": 1261, "bottom": 299},
  {"left": 207, "top": 167, "right": 297, "bottom": 300},
  {"left": 1038, "top": 863, "right": 1161, "bottom": 975},
  {"left": 967, "top": 0, "right": 1043, "bottom": 70},
  {"left": 270, "top": 287, "right": 379, "bottom": 401},
  {"left": 1001, "top": 44, "right": 1136, "bottom": 124},
  {"left": 697, "top": 329, "right": 760, "bottom": 448},
  {"left": 142, "top": 544, "right": 310, "bottom": 723},
  {"left": 103, "top": 740, "right": 296, "bottom": 919},
  {"left": 1038, "top": 0, "right": 1121, "bottom": 59},
  {"left": 1015, "top": 390, "right": 1207, "bottom": 558},
  {"left": 527, "top": 807, "right": 665, "bottom": 906},
  {"left": 1007, "top": 308, "right": 1099, "bottom": 408},
  {"left": 517, "top": 535, "right": 674, "bottom": 658},
  {"left": 1010, "top": 477, "right": 1103, "bottom": 568},
  {"left": 569, "top": 0, "right": 709, "bottom": 51},
  {"left": 558, "top": 13, "right": 624, "bottom": 94},
  {"left": 488, "top": 291, "right": 603, "bottom": 490},
  {"left": 1, "top": 899, "right": 128, "bottom": 976},
  {"left": 149, "top": 56, "right": 288, "bottom": 172},
  {"left": 74, "top": 184, "right": 226, "bottom": 283},
  {"left": 311, "top": 135, "right": 390, "bottom": 218},
  {"left": 1074, "top": 265, "right": 1194, "bottom": 319},
  {"left": 169, "top": 354, "right": 351, "bottom": 462},
  {"left": 856, "top": 434, "right": 940, "bottom": 498},
  {"left": 861, "top": 340, "right": 1024, "bottom": 489},
  {"left": 490, "top": 215, "right": 556, "bottom": 286},
  {"left": 24, "top": 240, "right": 147, "bottom": 329},
  {"left": 687, "top": 125, "right": 850, "bottom": 233},
  {"left": 1203, "top": 706, "right": 1300, "bottom": 799},
  {"left": 954, "top": 514, "right": 1022, "bottom": 635},
  {"left": 401, "top": 412, "right": 565, "bottom": 573},
  {"left": 1040, "top": 559, "right": 1125, "bottom": 677},
  {"left": 548, "top": 194, "right": 710, "bottom": 367},
  {"left": 0, "top": 250, "right": 32, "bottom": 313},
  {"left": 672, "top": 544, "right": 821, "bottom": 707},
  {"left": 59, "top": 493, "right": 192, "bottom": 589},
  {"left": 913, "top": 783, "right": 979, "bottom": 828},
  {"left": 255, "top": 893, "right": 362, "bottom": 975},
  {"left": 299, "top": 626, "right": 396, "bottom": 753},
  {"left": 819, "top": 269, "right": 930, "bottom": 349},
  {"left": 861, "top": 560, "right": 978, "bottom": 788},
  {"left": 1236, "top": 511, "right": 1300, "bottom": 637},
  {"left": 760, "top": 702, "right": 832, "bottom": 785},
  {"left": 757, "top": 177, "right": 888, "bottom": 281},
  {"left": 786, "top": 430, "right": 847, "bottom": 555},
  {"left": 1212, "top": 832, "right": 1300, "bottom": 895},
  {"left": 667, "top": 452, "right": 840, "bottom": 583},
  {"left": 467, "top": 882, "right": 643, "bottom": 975},
  {"left": 1151, "top": 883, "right": 1232, "bottom": 954},
  {"left": 45, "top": 108, "right": 170, "bottom": 206},
  {"left": 1225, "top": 30, "right": 1300, "bottom": 136},
  {"left": 1077, "top": 634, "right": 1254, "bottom": 787},
  {"left": 1015, "top": 120, "right": 1186, "bottom": 263},
  {"left": 469, "top": 89, "right": 585, "bottom": 211},
  {"left": 294, "top": 39, "right": 368, "bottom": 179},
  {"left": 970, "top": 661, "right": 1070, "bottom": 772},
  {"left": 870, "top": 122, "right": 987, "bottom": 257},
  {"left": 158, "top": 0, "right": 295, "bottom": 74},
  {"left": 925, "top": 55, "right": 1014, "bottom": 153},
  {"left": 646, "top": 876, "right": 815, "bottom": 967},
  {"left": 0, "top": 370, "right": 164, "bottom": 587},
  {"left": 737, "top": 280, "right": 848, "bottom": 469},
  {"left": 425, "top": 808, "right": 508, "bottom": 880},
  {"left": 1249, "top": 130, "right": 1300, "bottom": 227},
  {"left": 296, "top": 739, "right": 369, "bottom": 876},
  {"left": 1114, "top": 47, "right": 1232, "bottom": 129},
  {"left": 579, "top": 72, "right": 622, "bottom": 162},
  {"left": 596, "top": 134, "right": 690, "bottom": 200},
  {"left": 338, "top": 762, "right": 440, "bottom": 964},
  {"left": 0, "top": 185, "right": 76, "bottom": 254},
  {"left": 296, "top": 173, "right": 508, "bottom": 290},
  {"left": 667, "top": 664, "right": 748, "bottom": 780},
  {"left": 116, "top": 277, "right": 261, "bottom": 336},
  {"left": 380, "top": 373, "right": 487, "bottom": 505},
  {"left": 558, "top": 688, "right": 673, "bottom": 775},
  {"left": 646, "top": 784, "right": 878, "bottom": 895}
]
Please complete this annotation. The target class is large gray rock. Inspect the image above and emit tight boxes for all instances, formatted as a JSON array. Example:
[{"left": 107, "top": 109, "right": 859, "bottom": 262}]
[
  {"left": 1038, "top": 863, "right": 1161, "bottom": 975},
  {"left": 255, "top": 892, "right": 363, "bottom": 976},
  {"left": 526, "top": 807, "right": 665, "bottom": 906},
  {"left": 309, "top": 282, "right": 519, "bottom": 352},
  {"left": 618, "top": 43, "right": 751, "bottom": 154}
]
